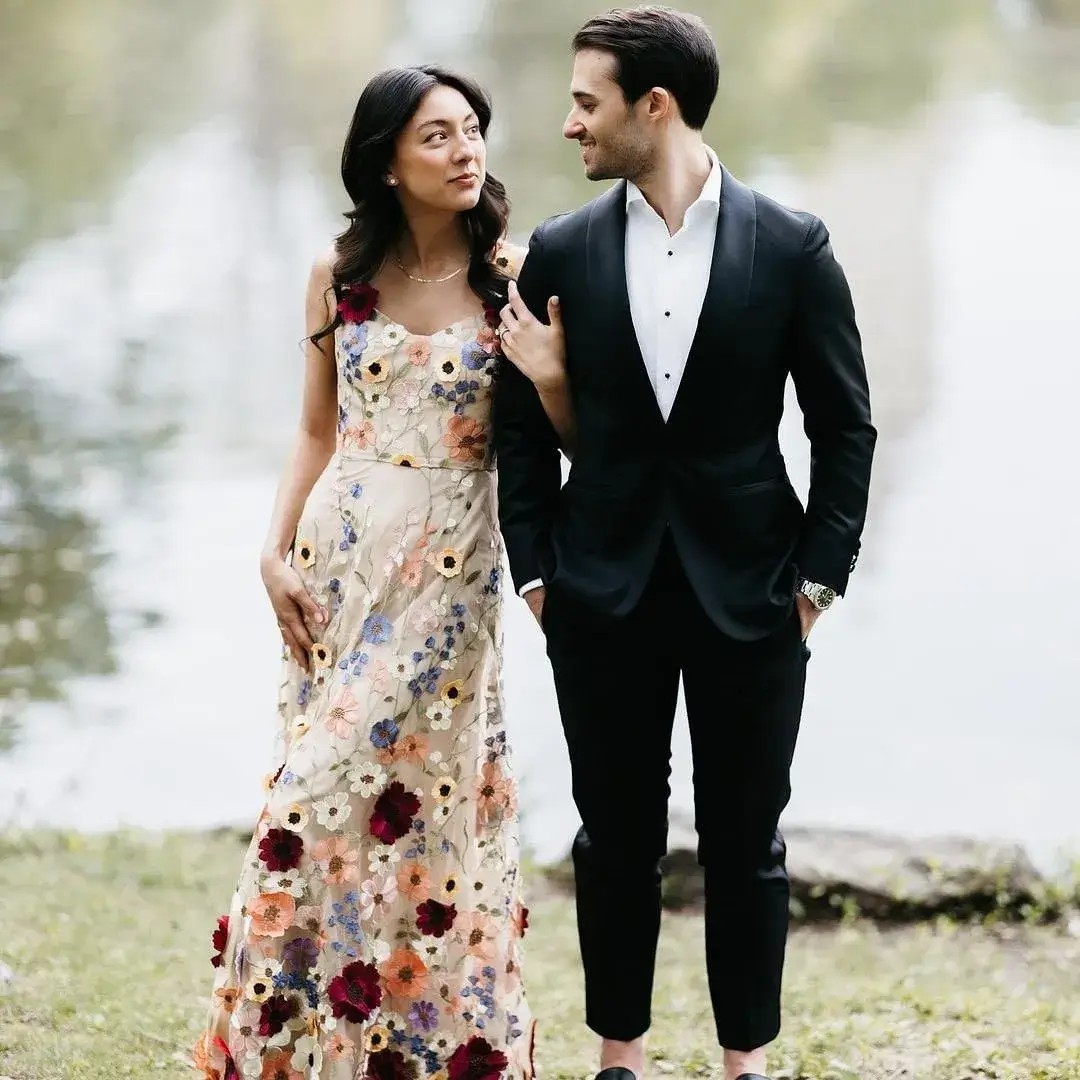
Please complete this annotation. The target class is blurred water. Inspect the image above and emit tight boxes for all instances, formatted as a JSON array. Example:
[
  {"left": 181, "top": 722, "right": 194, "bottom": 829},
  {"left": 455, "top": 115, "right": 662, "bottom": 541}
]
[{"left": 2, "top": 0, "right": 1079, "bottom": 868}]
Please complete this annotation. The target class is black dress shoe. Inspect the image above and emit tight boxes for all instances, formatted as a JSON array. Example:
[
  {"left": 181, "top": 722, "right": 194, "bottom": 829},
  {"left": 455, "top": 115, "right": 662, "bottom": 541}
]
[
  {"left": 734, "top": 1074, "right": 771, "bottom": 1080},
  {"left": 595, "top": 1070, "right": 637, "bottom": 1080}
]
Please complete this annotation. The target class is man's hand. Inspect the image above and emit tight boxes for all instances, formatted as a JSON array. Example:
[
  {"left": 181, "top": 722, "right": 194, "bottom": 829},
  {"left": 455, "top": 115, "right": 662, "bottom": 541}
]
[
  {"left": 795, "top": 593, "right": 822, "bottom": 642},
  {"left": 523, "top": 585, "right": 546, "bottom": 628}
]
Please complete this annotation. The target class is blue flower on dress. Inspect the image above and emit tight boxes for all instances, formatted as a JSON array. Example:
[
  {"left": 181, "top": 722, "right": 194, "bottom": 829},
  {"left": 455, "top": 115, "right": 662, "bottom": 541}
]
[
  {"left": 370, "top": 718, "right": 400, "bottom": 748},
  {"left": 297, "top": 679, "right": 311, "bottom": 707},
  {"left": 461, "top": 342, "right": 488, "bottom": 370},
  {"left": 362, "top": 613, "right": 392, "bottom": 644},
  {"left": 350, "top": 483, "right": 363, "bottom": 498}
]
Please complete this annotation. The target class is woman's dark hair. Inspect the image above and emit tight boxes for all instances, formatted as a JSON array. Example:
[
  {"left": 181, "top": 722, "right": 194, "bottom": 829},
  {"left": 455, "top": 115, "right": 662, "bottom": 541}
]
[
  {"left": 312, "top": 66, "right": 510, "bottom": 344},
  {"left": 572, "top": 6, "right": 719, "bottom": 130}
]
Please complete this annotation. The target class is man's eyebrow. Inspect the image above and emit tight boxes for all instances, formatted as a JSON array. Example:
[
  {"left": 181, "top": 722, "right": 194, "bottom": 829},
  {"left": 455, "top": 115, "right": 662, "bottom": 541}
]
[
  {"left": 571, "top": 90, "right": 597, "bottom": 102},
  {"left": 417, "top": 112, "right": 478, "bottom": 131}
]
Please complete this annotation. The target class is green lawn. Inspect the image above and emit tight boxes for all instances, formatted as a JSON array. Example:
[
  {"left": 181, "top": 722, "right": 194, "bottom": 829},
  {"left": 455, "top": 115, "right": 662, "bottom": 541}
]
[{"left": 1, "top": 830, "right": 1078, "bottom": 1079}]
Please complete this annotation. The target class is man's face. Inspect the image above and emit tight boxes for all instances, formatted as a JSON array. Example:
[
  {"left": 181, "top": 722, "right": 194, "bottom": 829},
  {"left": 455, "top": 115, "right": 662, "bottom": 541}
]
[{"left": 563, "top": 49, "right": 653, "bottom": 183}]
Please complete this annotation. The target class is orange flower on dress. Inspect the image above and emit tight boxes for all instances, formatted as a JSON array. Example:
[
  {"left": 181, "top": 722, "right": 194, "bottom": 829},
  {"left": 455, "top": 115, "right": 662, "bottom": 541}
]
[
  {"left": 260, "top": 1049, "right": 303, "bottom": 1080},
  {"left": 477, "top": 760, "right": 513, "bottom": 819},
  {"left": 398, "top": 860, "right": 432, "bottom": 902},
  {"left": 214, "top": 985, "right": 240, "bottom": 1013},
  {"left": 324, "top": 687, "right": 362, "bottom": 738},
  {"left": 455, "top": 910, "right": 498, "bottom": 961},
  {"left": 407, "top": 341, "right": 432, "bottom": 367},
  {"left": 247, "top": 891, "right": 296, "bottom": 937},
  {"left": 342, "top": 420, "right": 376, "bottom": 450},
  {"left": 380, "top": 947, "right": 430, "bottom": 999},
  {"left": 442, "top": 414, "right": 488, "bottom": 463},
  {"left": 400, "top": 557, "right": 425, "bottom": 587},
  {"left": 312, "top": 836, "right": 360, "bottom": 885},
  {"left": 327, "top": 1030, "right": 357, "bottom": 1060},
  {"left": 393, "top": 732, "right": 429, "bottom": 765}
]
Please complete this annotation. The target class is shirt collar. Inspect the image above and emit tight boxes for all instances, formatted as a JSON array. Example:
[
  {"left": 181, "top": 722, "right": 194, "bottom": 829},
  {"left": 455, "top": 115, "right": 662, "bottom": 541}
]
[{"left": 625, "top": 146, "right": 723, "bottom": 213}]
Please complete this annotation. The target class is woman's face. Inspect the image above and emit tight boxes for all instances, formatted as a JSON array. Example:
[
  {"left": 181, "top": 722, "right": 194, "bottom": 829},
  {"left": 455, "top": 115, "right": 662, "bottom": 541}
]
[{"left": 390, "top": 84, "right": 487, "bottom": 213}]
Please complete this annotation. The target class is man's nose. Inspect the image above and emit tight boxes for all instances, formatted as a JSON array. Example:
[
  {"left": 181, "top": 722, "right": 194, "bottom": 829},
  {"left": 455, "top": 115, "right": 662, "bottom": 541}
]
[{"left": 564, "top": 116, "right": 584, "bottom": 140}]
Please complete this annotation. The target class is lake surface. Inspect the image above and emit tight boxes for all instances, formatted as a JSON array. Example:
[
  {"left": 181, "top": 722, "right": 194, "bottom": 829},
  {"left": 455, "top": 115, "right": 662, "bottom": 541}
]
[{"left": 2, "top": 0, "right": 1079, "bottom": 868}]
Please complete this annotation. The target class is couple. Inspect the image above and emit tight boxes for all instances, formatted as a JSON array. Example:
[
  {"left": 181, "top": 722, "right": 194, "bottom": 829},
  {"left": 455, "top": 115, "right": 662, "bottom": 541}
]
[{"left": 193, "top": 7, "right": 875, "bottom": 1080}]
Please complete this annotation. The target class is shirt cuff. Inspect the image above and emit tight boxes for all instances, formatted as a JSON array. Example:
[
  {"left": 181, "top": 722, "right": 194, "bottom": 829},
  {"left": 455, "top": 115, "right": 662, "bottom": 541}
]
[{"left": 518, "top": 578, "right": 544, "bottom": 597}]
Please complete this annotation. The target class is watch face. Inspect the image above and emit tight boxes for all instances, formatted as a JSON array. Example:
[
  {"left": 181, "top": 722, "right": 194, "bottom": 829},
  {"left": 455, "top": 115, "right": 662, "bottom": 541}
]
[{"left": 815, "top": 587, "right": 836, "bottom": 609}]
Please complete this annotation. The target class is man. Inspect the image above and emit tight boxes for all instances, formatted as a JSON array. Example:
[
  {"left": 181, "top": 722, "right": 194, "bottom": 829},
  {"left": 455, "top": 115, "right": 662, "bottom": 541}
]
[{"left": 493, "top": 8, "right": 876, "bottom": 1080}]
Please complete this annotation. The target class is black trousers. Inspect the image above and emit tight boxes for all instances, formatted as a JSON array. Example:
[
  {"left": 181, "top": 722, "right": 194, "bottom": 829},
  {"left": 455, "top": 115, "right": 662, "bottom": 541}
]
[{"left": 542, "top": 531, "right": 808, "bottom": 1051}]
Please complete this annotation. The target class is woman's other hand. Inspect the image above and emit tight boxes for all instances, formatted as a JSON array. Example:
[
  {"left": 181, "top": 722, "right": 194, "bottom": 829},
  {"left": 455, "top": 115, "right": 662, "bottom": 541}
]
[{"left": 260, "top": 552, "right": 326, "bottom": 673}]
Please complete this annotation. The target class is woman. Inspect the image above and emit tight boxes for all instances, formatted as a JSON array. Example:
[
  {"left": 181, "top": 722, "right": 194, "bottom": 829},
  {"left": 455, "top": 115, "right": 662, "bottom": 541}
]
[{"left": 192, "top": 67, "right": 570, "bottom": 1080}]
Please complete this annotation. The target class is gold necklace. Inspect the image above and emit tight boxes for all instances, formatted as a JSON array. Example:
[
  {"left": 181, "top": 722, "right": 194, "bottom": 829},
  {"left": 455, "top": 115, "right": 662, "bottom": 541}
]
[{"left": 395, "top": 254, "right": 469, "bottom": 284}]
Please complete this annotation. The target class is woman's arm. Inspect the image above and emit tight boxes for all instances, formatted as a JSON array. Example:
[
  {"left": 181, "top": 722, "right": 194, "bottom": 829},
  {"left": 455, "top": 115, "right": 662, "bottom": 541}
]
[{"left": 258, "top": 253, "right": 339, "bottom": 670}]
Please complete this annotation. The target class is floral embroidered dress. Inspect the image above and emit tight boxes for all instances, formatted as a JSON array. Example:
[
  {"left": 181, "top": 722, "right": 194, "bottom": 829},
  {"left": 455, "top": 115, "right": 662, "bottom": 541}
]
[{"left": 193, "top": 248, "right": 534, "bottom": 1080}]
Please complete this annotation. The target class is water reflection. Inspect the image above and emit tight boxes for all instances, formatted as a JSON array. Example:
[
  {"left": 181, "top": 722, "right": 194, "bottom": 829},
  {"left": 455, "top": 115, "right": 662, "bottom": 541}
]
[{"left": 1, "top": 0, "right": 1078, "bottom": 865}]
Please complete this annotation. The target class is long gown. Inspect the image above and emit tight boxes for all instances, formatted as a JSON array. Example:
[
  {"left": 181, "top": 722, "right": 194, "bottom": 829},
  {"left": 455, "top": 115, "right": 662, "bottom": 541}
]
[{"left": 192, "top": 249, "right": 534, "bottom": 1080}]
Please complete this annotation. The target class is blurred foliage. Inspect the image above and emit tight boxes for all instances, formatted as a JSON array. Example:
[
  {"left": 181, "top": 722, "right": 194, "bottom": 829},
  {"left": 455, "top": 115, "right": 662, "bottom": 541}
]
[{"left": 0, "top": 352, "right": 115, "bottom": 748}]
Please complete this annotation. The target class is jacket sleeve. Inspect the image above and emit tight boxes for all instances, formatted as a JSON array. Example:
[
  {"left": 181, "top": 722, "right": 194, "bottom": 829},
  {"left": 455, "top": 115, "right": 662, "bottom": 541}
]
[
  {"left": 491, "top": 222, "right": 563, "bottom": 593},
  {"left": 789, "top": 217, "right": 877, "bottom": 595}
]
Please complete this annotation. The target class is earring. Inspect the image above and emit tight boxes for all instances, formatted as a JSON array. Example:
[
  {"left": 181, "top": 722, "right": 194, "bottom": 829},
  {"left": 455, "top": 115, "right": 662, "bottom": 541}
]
[{"left": 387, "top": 176, "right": 399, "bottom": 187}]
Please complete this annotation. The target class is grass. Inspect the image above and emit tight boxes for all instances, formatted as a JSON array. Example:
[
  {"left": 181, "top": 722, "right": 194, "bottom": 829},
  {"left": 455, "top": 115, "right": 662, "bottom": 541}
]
[{"left": 1, "top": 830, "right": 1079, "bottom": 1080}]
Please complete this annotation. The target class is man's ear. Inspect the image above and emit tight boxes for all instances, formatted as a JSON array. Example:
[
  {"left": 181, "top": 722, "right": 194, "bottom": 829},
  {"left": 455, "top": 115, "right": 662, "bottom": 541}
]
[{"left": 646, "top": 86, "right": 673, "bottom": 122}]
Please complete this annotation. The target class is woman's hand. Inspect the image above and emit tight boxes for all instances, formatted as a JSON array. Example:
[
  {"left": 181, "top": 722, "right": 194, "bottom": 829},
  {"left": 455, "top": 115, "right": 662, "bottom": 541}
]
[
  {"left": 260, "top": 552, "right": 327, "bottom": 673},
  {"left": 499, "top": 281, "right": 566, "bottom": 392}
]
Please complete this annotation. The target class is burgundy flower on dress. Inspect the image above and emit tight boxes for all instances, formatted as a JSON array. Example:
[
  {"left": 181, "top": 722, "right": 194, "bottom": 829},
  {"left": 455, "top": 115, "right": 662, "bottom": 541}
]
[
  {"left": 369, "top": 781, "right": 422, "bottom": 844},
  {"left": 258, "top": 993, "right": 300, "bottom": 1037},
  {"left": 482, "top": 302, "right": 500, "bottom": 329},
  {"left": 339, "top": 282, "right": 379, "bottom": 325},
  {"left": 448, "top": 1036, "right": 509, "bottom": 1080},
  {"left": 327, "top": 959, "right": 383, "bottom": 1023},
  {"left": 258, "top": 827, "right": 304, "bottom": 872},
  {"left": 416, "top": 899, "right": 457, "bottom": 937},
  {"left": 366, "top": 1049, "right": 411, "bottom": 1080},
  {"left": 210, "top": 915, "right": 229, "bottom": 968}
]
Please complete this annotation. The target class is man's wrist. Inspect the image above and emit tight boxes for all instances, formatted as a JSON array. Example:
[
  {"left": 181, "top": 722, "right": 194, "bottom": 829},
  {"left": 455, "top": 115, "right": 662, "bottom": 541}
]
[
  {"left": 796, "top": 577, "right": 837, "bottom": 611},
  {"left": 518, "top": 578, "right": 544, "bottom": 598}
]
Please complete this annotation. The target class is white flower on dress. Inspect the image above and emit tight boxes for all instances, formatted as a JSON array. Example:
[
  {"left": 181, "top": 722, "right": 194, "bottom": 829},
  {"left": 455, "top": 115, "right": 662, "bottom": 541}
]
[
  {"left": 380, "top": 323, "right": 407, "bottom": 349},
  {"left": 366, "top": 389, "right": 390, "bottom": 412},
  {"left": 390, "top": 654, "right": 418, "bottom": 681},
  {"left": 390, "top": 377, "right": 424, "bottom": 413},
  {"left": 370, "top": 936, "right": 392, "bottom": 963},
  {"left": 426, "top": 701, "right": 453, "bottom": 730},
  {"left": 436, "top": 355, "right": 462, "bottom": 383},
  {"left": 368, "top": 844, "right": 402, "bottom": 874},
  {"left": 263, "top": 870, "right": 307, "bottom": 898},
  {"left": 347, "top": 760, "right": 388, "bottom": 798},
  {"left": 280, "top": 803, "right": 308, "bottom": 833},
  {"left": 313, "top": 791, "right": 352, "bottom": 831},
  {"left": 359, "top": 874, "right": 399, "bottom": 920},
  {"left": 245, "top": 971, "right": 274, "bottom": 1002},
  {"left": 291, "top": 1034, "right": 324, "bottom": 1075},
  {"left": 439, "top": 647, "right": 459, "bottom": 671},
  {"left": 289, "top": 713, "right": 310, "bottom": 739},
  {"left": 430, "top": 329, "right": 458, "bottom": 349}
]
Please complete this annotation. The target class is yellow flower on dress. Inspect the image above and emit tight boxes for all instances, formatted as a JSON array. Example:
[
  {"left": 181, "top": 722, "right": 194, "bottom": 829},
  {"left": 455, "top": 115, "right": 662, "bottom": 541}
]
[
  {"left": 361, "top": 355, "right": 390, "bottom": 383},
  {"left": 280, "top": 803, "right": 309, "bottom": 833},
  {"left": 433, "top": 549, "right": 463, "bottom": 578},
  {"left": 290, "top": 713, "right": 310, "bottom": 739},
  {"left": 294, "top": 538, "right": 315, "bottom": 569},
  {"left": 245, "top": 972, "right": 273, "bottom": 1002},
  {"left": 364, "top": 1024, "right": 391, "bottom": 1053},
  {"left": 441, "top": 679, "right": 465, "bottom": 707},
  {"left": 432, "top": 776, "right": 457, "bottom": 803},
  {"left": 441, "top": 874, "right": 460, "bottom": 901},
  {"left": 392, "top": 454, "right": 419, "bottom": 468},
  {"left": 311, "top": 642, "right": 332, "bottom": 668}
]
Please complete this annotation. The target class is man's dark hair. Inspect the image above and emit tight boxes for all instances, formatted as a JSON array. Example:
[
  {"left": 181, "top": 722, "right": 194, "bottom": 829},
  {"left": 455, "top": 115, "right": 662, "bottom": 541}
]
[{"left": 572, "top": 6, "right": 719, "bottom": 130}]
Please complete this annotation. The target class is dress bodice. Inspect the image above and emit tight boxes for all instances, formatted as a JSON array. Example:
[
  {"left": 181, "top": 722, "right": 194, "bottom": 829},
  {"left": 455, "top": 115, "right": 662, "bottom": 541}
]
[{"left": 333, "top": 262, "right": 516, "bottom": 472}]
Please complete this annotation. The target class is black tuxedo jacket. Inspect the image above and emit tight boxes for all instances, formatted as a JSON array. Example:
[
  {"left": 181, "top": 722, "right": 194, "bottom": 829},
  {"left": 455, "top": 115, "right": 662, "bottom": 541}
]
[{"left": 492, "top": 169, "right": 876, "bottom": 640}]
